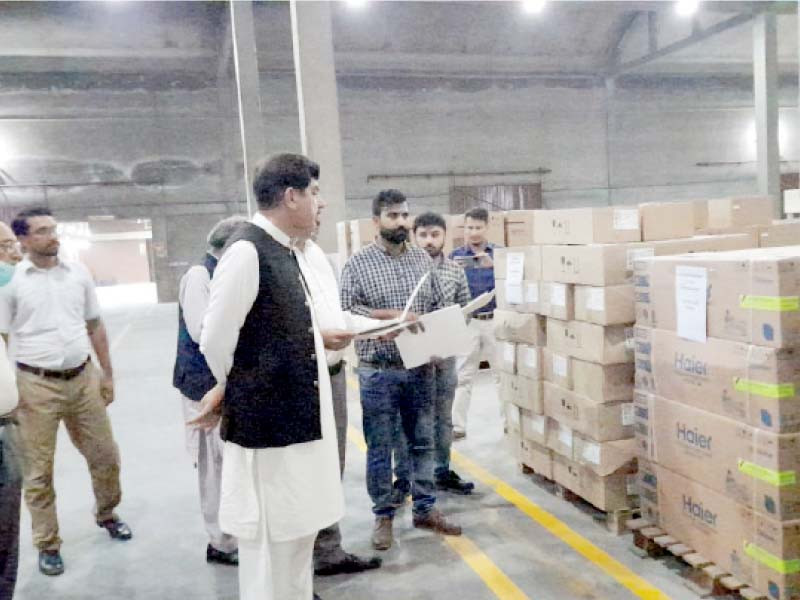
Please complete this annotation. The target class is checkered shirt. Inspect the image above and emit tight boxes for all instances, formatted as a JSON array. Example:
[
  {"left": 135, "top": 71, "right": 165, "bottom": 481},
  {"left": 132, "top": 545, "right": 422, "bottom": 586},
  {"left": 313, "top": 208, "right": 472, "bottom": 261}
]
[
  {"left": 433, "top": 254, "right": 472, "bottom": 309},
  {"left": 340, "top": 241, "right": 445, "bottom": 365}
]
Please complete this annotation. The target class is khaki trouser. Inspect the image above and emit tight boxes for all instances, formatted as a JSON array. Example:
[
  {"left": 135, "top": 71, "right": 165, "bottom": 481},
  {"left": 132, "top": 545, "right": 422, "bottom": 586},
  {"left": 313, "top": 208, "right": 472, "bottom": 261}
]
[
  {"left": 16, "top": 363, "right": 121, "bottom": 551},
  {"left": 452, "top": 317, "right": 498, "bottom": 434}
]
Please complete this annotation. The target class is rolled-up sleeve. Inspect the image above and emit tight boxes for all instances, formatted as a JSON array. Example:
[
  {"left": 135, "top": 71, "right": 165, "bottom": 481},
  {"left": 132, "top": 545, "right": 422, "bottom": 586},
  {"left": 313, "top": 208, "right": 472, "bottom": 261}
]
[{"left": 200, "top": 241, "right": 259, "bottom": 386}]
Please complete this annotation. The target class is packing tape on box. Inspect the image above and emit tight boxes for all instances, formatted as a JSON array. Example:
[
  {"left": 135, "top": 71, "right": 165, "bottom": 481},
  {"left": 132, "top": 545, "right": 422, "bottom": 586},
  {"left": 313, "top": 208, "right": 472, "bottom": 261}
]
[
  {"left": 744, "top": 542, "right": 800, "bottom": 575},
  {"left": 734, "top": 378, "right": 796, "bottom": 399},
  {"left": 739, "top": 295, "right": 800, "bottom": 312},
  {"left": 738, "top": 459, "right": 797, "bottom": 487}
]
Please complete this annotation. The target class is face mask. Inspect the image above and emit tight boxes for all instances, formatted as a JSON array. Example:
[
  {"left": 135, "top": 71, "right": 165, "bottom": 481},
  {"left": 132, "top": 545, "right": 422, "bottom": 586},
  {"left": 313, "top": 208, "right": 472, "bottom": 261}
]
[{"left": 0, "top": 262, "right": 14, "bottom": 287}]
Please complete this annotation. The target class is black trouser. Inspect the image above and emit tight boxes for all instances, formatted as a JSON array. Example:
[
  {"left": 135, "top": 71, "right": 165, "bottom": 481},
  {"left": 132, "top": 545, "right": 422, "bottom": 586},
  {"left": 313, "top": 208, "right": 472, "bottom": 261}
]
[{"left": 0, "top": 422, "right": 22, "bottom": 600}]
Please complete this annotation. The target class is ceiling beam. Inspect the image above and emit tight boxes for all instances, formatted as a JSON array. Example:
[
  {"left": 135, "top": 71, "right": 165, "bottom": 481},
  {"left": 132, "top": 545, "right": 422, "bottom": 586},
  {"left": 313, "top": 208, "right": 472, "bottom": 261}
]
[{"left": 606, "top": 11, "right": 641, "bottom": 71}]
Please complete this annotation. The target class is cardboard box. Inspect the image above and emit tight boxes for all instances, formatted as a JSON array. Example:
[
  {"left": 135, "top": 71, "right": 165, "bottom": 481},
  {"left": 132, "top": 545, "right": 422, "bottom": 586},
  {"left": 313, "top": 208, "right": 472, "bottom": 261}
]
[
  {"left": 543, "top": 348, "right": 572, "bottom": 389},
  {"left": 641, "top": 394, "right": 800, "bottom": 520},
  {"left": 639, "top": 202, "right": 695, "bottom": 242},
  {"left": 494, "top": 246, "right": 541, "bottom": 280},
  {"left": 543, "top": 382, "right": 634, "bottom": 441},
  {"left": 541, "top": 233, "right": 758, "bottom": 286},
  {"left": 497, "top": 340, "right": 517, "bottom": 374},
  {"left": 707, "top": 196, "right": 774, "bottom": 229},
  {"left": 504, "top": 210, "right": 537, "bottom": 247},
  {"left": 442, "top": 214, "right": 465, "bottom": 256},
  {"left": 505, "top": 402, "right": 521, "bottom": 435},
  {"left": 500, "top": 373, "right": 544, "bottom": 414},
  {"left": 546, "top": 417, "right": 575, "bottom": 458},
  {"left": 692, "top": 200, "right": 709, "bottom": 231},
  {"left": 350, "top": 218, "right": 376, "bottom": 252},
  {"left": 495, "top": 279, "right": 540, "bottom": 314},
  {"left": 539, "top": 282, "right": 575, "bottom": 321},
  {"left": 634, "top": 246, "right": 800, "bottom": 348},
  {"left": 572, "top": 434, "right": 637, "bottom": 476},
  {"left": 521, "top": 409, "right": 548, "bottom": 446},
  {"left": 634, "top": 326, "right": 800, "bottom": 433},
  {"left": 635, "top": 458, "right": 660, "bottom": 523},
  {"left": 494, "top": 311, "right": 547, "bottom": 345},
  {"left": 516, "top": 344, "right": 542, "bottom": 380},
  {"left": 645, "top": 464, "right": 800, "bottom": 600},
  {"left": 488, "top": 212, "right": 506, "bottom": 246},
  {"left": 633, "top": 390, "right": 654, "bottom": 461},
  {"left": 519, "top": 437, "right": 553, "bottom": 479},
  {"left": 505, "top": 429, "right": 521, "bottom": 461},
  {"left": 759, "top": 219, "right": 800, "bottom": 248},
  {"left": 534, "top": 207, "right": 641, "bottom": 245},
  {"left": 552, "top": 454, "right": 636, "bottom": 511},
  {"left": 546, "top": 319, "right": 633, "bottom": 365},
  {"left": 572, "top": 358, "right": 634, "bottom": 403},
  {"left": 574, "top": 284, "right": 635, "bottom": 325}
]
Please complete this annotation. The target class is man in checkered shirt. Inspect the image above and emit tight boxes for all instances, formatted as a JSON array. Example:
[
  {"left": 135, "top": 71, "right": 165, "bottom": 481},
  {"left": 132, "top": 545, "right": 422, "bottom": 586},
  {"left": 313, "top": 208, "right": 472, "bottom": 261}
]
[
  {"left": 393, "top": 212, "right": 475, "bottom": 501},
  {"left": 340, "top": 190, "right": 463, "bottom": 552}
]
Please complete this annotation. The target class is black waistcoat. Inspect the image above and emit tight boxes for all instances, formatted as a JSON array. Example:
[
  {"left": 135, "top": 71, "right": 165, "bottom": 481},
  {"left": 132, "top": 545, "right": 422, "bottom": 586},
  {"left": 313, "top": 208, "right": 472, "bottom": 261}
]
[
  {"left": 220, "top": 223, "right": 321, "bottom": 448},
  {"left": 172, "top": 253, "right": 218, "bottom": 401}
]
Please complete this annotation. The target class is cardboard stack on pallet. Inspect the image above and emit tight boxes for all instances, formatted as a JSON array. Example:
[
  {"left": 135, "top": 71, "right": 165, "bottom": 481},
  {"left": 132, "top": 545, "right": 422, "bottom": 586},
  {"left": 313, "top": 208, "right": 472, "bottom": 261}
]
[
  {"left": 497, "top": 202, "right": 764, "bottom": 516},
  {"left": 632, "top": 202, "right": 800, "bottom": 598}
]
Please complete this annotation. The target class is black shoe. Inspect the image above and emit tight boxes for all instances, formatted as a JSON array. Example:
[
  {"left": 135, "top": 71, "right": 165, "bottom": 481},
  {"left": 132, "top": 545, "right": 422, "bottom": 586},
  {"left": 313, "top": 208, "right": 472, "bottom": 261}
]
[
  {"left": 315, "top": 552, "right": 382, "bottom": 576},
  {"left": 206, "top": 544, "right": 238, "bottom": 566},
  {"left": 97, "top": 518, "right": 133, "bottom": 541},
  {"left": 435, "top": 470, "right": 475, "bottom": 495},
  {"left": 313, "top": 595, "right": 322, "bottom": 600},
  {"left": 389, "top": 480, "right": 410, "bottom": 507},
  {"left": 38, "top": 550, "right": 64, "bottom": 576}
]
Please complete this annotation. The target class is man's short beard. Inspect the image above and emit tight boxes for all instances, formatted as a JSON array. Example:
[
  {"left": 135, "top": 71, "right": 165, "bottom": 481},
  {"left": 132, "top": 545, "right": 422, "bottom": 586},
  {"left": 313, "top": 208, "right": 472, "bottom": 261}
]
[
  {"left": 380, "top": 227, "right": 408, "bottom": 244},
  {"left": 424, "top": 246, "right": 442, "bottom": 258}
]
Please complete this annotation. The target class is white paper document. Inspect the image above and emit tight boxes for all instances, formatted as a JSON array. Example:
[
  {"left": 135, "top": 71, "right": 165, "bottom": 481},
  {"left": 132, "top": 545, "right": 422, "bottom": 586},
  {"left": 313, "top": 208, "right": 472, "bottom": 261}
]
[
  {"left": 354, "top": 272, "right": 430, "bottom": 339},
  {"left": 675, "top": 265, "right": 708, "bottom": 343},
  {"left": 462, "top": 290, "right": 495, "bottom": 316},
  {"left": 394, "top": 304, "right": 472, "bottom": 369}
]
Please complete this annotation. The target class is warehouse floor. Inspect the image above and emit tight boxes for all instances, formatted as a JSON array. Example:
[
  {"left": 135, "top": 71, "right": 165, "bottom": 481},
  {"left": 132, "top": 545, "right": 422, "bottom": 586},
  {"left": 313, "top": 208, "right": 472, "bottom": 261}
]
[{"left": 13, "top": 303, "right": 716, "bottom": 600}]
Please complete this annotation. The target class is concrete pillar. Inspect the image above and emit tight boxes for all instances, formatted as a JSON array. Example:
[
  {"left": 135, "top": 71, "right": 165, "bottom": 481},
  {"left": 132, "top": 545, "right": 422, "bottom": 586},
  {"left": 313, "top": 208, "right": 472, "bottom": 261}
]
[
  {"left": 230, "top": 0, "right": 268, "bottom": 216},
  {"left": 753, "top": 11, "right": 781, "bottom": 216},
  {"left": 290, "top": 0, "right": 347, "bottom": 252}
]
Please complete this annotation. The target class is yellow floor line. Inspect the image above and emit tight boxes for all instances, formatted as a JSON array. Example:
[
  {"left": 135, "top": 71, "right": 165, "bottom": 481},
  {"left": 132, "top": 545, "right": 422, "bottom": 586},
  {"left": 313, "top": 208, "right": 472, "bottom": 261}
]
[
  {"left": 346, "top": 374, "right": 669, "bottom": 600},
  {"left": 346, "top": 425, "right": 530, "bottom": 600}
]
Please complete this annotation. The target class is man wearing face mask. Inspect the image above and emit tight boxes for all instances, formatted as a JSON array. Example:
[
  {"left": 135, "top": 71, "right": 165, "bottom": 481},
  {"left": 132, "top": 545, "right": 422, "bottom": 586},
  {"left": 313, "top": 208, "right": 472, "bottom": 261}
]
[
  {"left": 392, "top": 212, "right": 474, "bottom": 501},
  {"left": 0, "top": 221, "right": 22, "bottom": 600},
  {"left": 340, "top": 190, "right": 462, "bottom": 552}
]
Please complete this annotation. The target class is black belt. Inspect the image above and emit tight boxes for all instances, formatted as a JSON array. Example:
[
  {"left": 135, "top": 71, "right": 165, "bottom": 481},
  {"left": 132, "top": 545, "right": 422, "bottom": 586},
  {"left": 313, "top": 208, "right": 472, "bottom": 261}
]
[
  {"left": 17, "top": 357, "right": 90, "bottom": 381},
  {"left": 328, "top": 361, "right": 344, "bottom": 377},
  {"left": 474, "top": 313, "right": 494, "bottom": 320},
  {"left": 360, "top": 360, "right": 405, "bottom": 370},
  {"left": 0, "top": 416, "right": 16, "bottom": 427}
]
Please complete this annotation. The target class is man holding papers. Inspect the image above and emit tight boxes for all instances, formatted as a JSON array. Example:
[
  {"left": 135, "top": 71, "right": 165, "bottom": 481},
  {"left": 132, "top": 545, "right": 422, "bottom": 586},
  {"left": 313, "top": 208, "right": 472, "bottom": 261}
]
[
  {"left": 393, "top": 212, "right": 475, "bottom": 499},
  {"left": 340, "top": 190, "right": 463, "bottom": 551}
]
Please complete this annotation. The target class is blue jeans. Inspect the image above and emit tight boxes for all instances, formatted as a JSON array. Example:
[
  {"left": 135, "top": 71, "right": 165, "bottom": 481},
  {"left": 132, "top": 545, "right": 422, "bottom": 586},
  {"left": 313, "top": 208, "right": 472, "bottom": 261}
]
[
  {"left": 394, "top": 358, "right": 458, "bottom": 483},
  {"left": 359, "top": 364, "right": 435, "bottom": 517}
]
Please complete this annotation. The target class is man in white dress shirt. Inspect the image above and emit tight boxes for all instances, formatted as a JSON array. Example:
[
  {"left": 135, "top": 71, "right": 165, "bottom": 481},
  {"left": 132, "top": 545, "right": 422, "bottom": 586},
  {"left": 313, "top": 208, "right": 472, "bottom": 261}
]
[
  {"left": 197, "top": 154, "right": 344, "bottom": 600},
  {"left": 0, "top": 207, "right": 131, "bottom": 578}
]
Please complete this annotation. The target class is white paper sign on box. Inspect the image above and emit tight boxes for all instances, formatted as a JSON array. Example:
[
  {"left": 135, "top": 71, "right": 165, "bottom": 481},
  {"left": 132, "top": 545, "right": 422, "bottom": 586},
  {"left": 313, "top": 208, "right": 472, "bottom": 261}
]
[
  {"left": 550, "top": 283, "right": 567, "bottom": 307},
  {"left": 614, "top": 208, "right": 639, "bottom": 231},
  {"left": 675, "top": 265, "right": 708, "bottom": 343},
  {"left": 586, "top": 287, "right": 605, "bottom": 311},
  {"left": 505, "top": 280, "right": 523, "bottom": 305},
  {"left": 553, "top": 354, "right": 568, "bottom": 378},
  {"left": 524, "top": 347, "right": 538, "bottom": 368},
  {"left": 506, "top": 252, "right": 525, "bottom": 283},
  {"left": 525, "top": 282, "right": 539, "bottom": 304},
  {"left": 621, "top": 403, "right": 635, "bottom": 426}
]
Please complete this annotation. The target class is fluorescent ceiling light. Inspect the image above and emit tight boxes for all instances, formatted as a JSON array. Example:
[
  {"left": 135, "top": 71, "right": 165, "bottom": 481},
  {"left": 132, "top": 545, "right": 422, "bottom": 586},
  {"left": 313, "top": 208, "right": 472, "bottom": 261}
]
[
  {"left": 676, "top": 0, "right": 699, "bottom": 17},
  {"left": 522, "top": 0, "right": 546, "bottom": 15},
  {"left": 345, "top": 0, "right": 368, "bottom": 9}
]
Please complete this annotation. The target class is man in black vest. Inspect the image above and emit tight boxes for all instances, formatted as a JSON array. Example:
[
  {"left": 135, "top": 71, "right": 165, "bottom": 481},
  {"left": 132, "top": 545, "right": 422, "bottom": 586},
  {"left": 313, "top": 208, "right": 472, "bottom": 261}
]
[
  {"left": 197, "top": 154, "right": 344, "bottom": 600},
  {"left": 173, "top": 215, "right": 245, "bottom": 567}
]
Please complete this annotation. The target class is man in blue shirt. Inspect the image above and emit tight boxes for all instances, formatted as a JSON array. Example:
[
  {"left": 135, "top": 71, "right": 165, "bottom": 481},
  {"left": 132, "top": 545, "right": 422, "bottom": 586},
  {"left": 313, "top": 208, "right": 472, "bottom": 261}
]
[{"left": 449, "top": 207, "right": 501, "bottom": 439}]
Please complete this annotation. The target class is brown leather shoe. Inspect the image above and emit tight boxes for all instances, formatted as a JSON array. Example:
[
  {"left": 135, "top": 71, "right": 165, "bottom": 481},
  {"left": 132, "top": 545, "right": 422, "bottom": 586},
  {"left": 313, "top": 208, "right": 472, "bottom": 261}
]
[
  {"left": 413, "top": 509, "right": 462, "bottom": 536},
  {"left": 371, "top": 516, "right": 394, "bottom": 551}
]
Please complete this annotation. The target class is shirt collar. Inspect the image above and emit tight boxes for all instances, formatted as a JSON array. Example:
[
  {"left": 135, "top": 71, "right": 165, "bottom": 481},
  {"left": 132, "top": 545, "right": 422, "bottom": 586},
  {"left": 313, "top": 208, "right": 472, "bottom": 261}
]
[
  {"left": 18, "top": 257, "right": 70, "bottom": 273},
  {"left": 252, "top": 212, "right": 296, "bottom": 249}
]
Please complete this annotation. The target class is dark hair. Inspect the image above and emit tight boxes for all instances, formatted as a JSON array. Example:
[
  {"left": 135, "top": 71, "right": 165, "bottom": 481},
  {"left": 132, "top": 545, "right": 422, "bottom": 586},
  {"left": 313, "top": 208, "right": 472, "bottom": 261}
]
[
  {"left": 12, "top": 207, "right": 53, "bottom": 237},
  {"left": 372, "top": 189, "right": 407, "bottom": 217},
  {"left": 464, "top": 207, "right": 489, "bottom": 223},
  {"left": 252, "top": 153, "right": 320, "bottom": 210},
  {"left": 413, "top": 212, "right": 446, "bottom": 233},
  {"left": 207, "top": 215, "right": 248, "bottom": 249}
]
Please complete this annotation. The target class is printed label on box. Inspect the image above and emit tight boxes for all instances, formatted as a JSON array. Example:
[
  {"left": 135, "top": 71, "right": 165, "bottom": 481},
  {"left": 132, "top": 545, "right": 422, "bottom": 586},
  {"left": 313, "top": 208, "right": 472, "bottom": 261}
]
[
  {"left": 581, "top": 442, "right": 601, "bottom": 465},
  {"left": 506, "top": 252, "right": 524, "bottom": 284},
  {"left": 530, "top": 414, "right": 546, "bottom": 435},
  {"left": 550, "top": 283, "right": 567, "bottom": 307},
  {"left": 621, "top": 403, "right": 635, "bottom": 426},
  {"left": 626, "top": 247, "right": 655, "bottom": 271},
  {"left": 525, "top": 282, "right": 539, "bottom": 304},
  {"left": 525, "top": 347, "right": 538, "bottom": 369},
  {"left": 553, "top": 354, "right": 568, "bottom": 378},
  {"left": 504, "top": 343, "right": 515, "bottom": 364},
  {"left": 505, "top": 280, "right": 523, "bottom": 305},
  {"left": 675, "top": 265, "right": 708, "bottom": 343},
  {"left": 558, "top": 424, "right": 573, "bottom": 449},
  {"left": 613, "top": 208, "right": 639, "bottom": 231},
  {"left": 586, "top": 287, "right": 605, "bottom": 311}
]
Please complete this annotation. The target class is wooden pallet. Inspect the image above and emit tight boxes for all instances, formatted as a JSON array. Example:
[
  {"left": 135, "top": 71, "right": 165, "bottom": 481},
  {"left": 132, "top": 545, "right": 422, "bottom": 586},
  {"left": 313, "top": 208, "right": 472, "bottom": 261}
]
[
  {"left": 626, "top": 519, "right": 768, "bottom": 600},
  {"left": 518, "top": 461, "right": 638, "bottom": 535}
]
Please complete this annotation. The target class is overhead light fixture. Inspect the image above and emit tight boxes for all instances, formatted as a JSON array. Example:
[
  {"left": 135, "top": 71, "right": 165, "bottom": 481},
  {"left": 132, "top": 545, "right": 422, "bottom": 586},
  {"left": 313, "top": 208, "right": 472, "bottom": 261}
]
[
  {"left": 0, "top": 138, "right": 15, "bottom": 165},
  {"left": 675, "top": 0, "right": 699, "bottom": 17},
  {"left": 522, "top": 0, "right": 546, "bottom": 14},
  {"left": 345, "top": 0, "right": 368, "bottom": 9}
]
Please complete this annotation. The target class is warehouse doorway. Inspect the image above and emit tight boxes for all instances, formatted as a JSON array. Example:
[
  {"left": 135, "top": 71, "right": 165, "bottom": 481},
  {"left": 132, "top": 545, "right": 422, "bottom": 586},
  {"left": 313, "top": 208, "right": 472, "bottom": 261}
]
[{"left": 449, "top": 183, "right": 542, "bottom": 214}]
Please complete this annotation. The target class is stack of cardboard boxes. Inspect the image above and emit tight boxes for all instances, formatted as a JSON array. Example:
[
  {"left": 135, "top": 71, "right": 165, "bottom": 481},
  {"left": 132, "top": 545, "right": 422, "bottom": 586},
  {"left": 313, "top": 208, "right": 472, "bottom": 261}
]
[
  {"left": 498, "top": 202, "right": 764, "bottom": 514},
  {"left": 633, "top": 202, "right": 800, "bottom": 598}
]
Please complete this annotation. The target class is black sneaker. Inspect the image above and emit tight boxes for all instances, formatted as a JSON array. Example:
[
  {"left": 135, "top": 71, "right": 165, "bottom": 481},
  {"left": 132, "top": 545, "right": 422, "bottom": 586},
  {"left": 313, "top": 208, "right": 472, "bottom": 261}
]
[
  {"left": 38, "top": 550, "right": 64, "bottom": 576},
  {"left": 206, "top": 544, "right": 238, "bottom": 566},
  {"left": 389, "top": 479, "right": 410, "bottom": 507},
  {"left": 435, "top": 470, "right": 475, "bottom": 495},
  {"left": 97, "top": 518, "right": 133, "bottom": 541}
]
